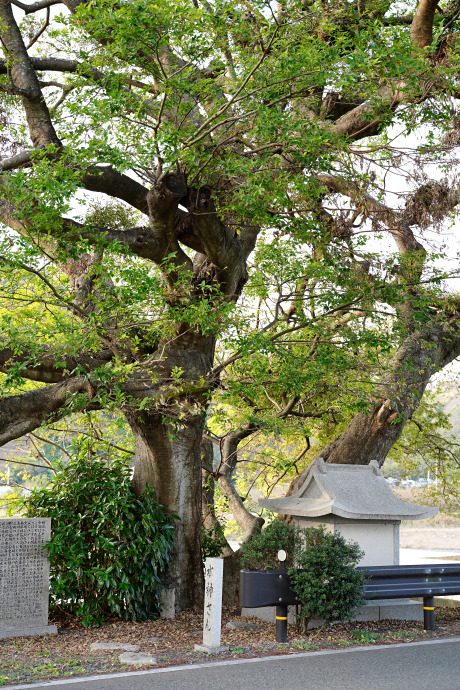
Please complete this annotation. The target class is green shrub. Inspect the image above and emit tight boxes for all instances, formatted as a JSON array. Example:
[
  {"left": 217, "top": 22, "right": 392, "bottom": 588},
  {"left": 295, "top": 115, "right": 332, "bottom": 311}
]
[
  {"left": 239, "top": 520, "right": 365, "bottom": 631},
  {"left": 239, "top": 519, "right": 302, "bottom": 570},
  {"left": 289, "top": 526, "right": 366, "bottom": 632},
  {"left": 23, "top": 450, "right": 175, "bottom": 627},
  {"left": 202, "top": 522, "right": 228, "bottom": 561}
]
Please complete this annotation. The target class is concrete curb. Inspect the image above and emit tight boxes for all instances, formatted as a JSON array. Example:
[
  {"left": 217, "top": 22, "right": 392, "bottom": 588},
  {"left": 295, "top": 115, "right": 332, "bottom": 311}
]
[{"left": 4, "top": 636, "right": 460, "bottom": 689}]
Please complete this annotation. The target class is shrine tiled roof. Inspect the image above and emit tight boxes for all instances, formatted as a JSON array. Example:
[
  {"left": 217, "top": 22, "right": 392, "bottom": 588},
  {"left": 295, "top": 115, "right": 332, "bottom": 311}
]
[{"left": 258, "top": 458, "right": 438, "bottom": 521}]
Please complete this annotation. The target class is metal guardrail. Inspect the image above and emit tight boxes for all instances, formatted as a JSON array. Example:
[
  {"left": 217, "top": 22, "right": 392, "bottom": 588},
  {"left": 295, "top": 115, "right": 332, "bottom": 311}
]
[
  {"left": 240, "top": 563, "right": 460, "bottom": 640},
  {"left": 359, "top": 564, "right": 460, "bottom": 632}
]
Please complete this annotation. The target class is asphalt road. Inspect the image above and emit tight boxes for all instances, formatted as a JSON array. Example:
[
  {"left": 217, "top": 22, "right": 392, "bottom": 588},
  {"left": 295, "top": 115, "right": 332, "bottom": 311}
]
[{"left": 8, "top": 639, "right": 460, "bottom": 690}]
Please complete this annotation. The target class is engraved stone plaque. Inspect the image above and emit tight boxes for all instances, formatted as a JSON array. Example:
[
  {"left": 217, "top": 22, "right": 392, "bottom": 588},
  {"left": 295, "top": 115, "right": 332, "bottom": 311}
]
[
  {"left": 0, "top": 518, "right": 57, "bottom": 639},
  {"left": 194, "top": 558, "right": 228, "bottom": 653}
]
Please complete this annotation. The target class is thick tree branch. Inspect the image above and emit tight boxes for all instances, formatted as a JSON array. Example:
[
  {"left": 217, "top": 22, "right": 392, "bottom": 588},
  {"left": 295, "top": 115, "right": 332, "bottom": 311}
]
[
  {"left": 0, "top": 56, "right": 160, "bottom": 120},
  {"left": 217, "top": 471, "right": 264, "bottom": 540},
  {"left": 327, "top": 3, "right": 441, "bottom": 142},
  {"left": 216, "top": 425, "right": 264, "bottom": 540},
  {"left": 331, "top": 82, "right": 409, "bottom": 141},
  {"left": 81, "top": 167, "right": 149, "bottom": 215},
  {"left": 201, "top": 436, "right": 234, "bottom": 556},
  {"left": 60, "top": 218, "right": 161, "bottom": 261},
  {"left": 0, "top": 150, "right": 35, "bottom": 172},
  {"left": 320, "top": 90, "right": 367, "bottom": 122},
  {"left": 184, "top": 189, "right": 239, "bottom": 269},
  {"left": 0, "top": 0, "right": 60, "bottom": 148},
  {"left": 0, "top": 152, "right": 149, "bottom": 215},
  {"left": 0, "top": 180, "right": 149, "bottom": 268},
  {"left": 182, "top": 189, "right": 252, "bottom": 297},
  {"left": 411, "top": 0, "right": 439, "bottom": 49},
  {"left": 314, "top": 173, "right": 426, "bottom": 256},
  {"left": 288, "top": 316, "right": 460, "bottom": 495},
  {"left": 10, "top": 0, "right": 61, "bottom": 14},
  {"left": 0, "top": 344, "right": 113, "bottom": 383},
  {"left": 0, "top": 377, "right": 99, "bottom": 445},
  {"left": 145, "top": 173, "right": 193, "bottom": 284}
]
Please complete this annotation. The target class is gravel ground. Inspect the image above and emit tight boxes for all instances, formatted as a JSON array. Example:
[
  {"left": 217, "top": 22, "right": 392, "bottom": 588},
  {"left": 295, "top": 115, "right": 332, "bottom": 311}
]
[{"left": 1, "top": 607, "right": 460, "bottom": 686}]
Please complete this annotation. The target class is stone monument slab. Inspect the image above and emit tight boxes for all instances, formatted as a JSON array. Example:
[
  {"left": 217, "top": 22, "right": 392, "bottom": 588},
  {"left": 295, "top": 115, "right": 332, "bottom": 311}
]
[
  {"left": 90, "top": 642, "right": 140, "bottom": 652},
  {"left": 0, "top": 518, "right": 57, "bottom": 639},
  {"left": 195, "top": 558, "right": 228, "bottom": 653}
]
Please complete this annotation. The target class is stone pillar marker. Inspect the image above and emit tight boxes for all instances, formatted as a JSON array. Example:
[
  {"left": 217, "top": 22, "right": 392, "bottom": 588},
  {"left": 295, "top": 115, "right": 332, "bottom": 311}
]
[
  {"left": 0, "top": 518, "right": 57, "bottom": 639},
  {"left": 194, "top": 558, "right": 228, "bottom": 653},
  {"left": 159, "top": 587, "right": 175, "bottom": 619}
]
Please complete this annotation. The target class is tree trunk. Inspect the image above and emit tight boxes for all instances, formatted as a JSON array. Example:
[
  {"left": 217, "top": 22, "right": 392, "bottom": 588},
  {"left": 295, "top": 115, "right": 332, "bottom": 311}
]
[
  {"left": 288, "top": 321, "right": 460, "bottom": 495},
  {"left": 128, "top": 410, "right": 205, "bottom": 611},
  {"left": 200, "top": 436, "right": 241, "bottom": 606}
]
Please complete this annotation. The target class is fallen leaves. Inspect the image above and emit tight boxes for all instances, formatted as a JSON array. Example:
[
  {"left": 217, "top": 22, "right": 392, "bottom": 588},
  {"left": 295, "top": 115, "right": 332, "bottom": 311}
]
[{"left": 0, "top": 606, "right": 459, "bottom": 686}]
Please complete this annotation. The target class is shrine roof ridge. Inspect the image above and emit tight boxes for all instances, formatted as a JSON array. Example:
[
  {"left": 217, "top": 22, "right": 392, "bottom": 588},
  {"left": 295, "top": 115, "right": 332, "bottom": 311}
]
[{"left": 258, "top": 458, "right": 438, "bottom": 521}]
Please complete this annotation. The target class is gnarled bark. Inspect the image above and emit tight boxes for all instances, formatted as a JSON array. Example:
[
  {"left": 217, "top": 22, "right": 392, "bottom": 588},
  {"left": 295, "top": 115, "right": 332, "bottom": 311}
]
[
  {"left": 0, "top": 0, "right": 60, "bottom": 147},
  {"left": 0, "top": 377, "right": 99, "bottom": 445},
  {"left": 216, "top": 426, "right": 264, "bottom": 541},
  {"left": 128, "top": 410, "right": 205, "bottom": 611},
  {"left": 411, "top": 0, "right": 439, "bottom": 49}
]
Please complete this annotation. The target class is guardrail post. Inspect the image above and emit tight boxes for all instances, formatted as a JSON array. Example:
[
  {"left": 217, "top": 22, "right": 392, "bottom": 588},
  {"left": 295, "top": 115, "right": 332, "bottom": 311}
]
[
  {"left": 423, "top": 595, "right": 435, "bottom": 631},
  {"left": 275, "top": 604, "right": 288, "bottom": 642}
]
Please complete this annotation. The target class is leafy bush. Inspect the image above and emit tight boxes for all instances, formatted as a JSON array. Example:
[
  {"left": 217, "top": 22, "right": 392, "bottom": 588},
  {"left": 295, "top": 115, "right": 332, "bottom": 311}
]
[
  {"left": 202, "top": 522, "right": 229, "bottom": 561},
  {"left": 239, "top": 520, "right": 365, "bottom": 631},
  {"left": 239, "top": 519, "right": 302, "bottom": 570},
  {"left": 288, "top": 526, "right": 365, "bottom": 632},
  {"left": 23, "top": 450, "right": 175, "bottom": 627}
]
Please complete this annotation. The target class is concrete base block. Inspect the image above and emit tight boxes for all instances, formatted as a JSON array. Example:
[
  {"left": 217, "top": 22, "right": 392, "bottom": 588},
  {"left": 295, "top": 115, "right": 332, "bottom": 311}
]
[
  {"left": 371, "top": 598, "right": 423, "bottom": 621},
  {"left": 90, "top": 642, "right": 140, "bottom": 652},
  {"left": 194, "top": 644, "right": 229, "bottom": 654},
  {"left": 0, "top": 624, "right": 58, "bottom": 640},
  {"left": 226, "top": 621, "right": 262, "bottom": 630},
  {"left": 433, "top": 596, "right": 460, "bottom": 609},
  {"left": 119, "top": 652, "right": 157, "bottom": 665},
  {"left": 352, "top": 604, "right": 381, "bottom": 622},
  {"left": 242, "top": 606, "right": 297, "bottom": 624},
  {"left": 413, "top": 596, "right": 460, "bottom": 609},
  {"left": 242, "top": 598, "right": 423, "bottom": 627}
]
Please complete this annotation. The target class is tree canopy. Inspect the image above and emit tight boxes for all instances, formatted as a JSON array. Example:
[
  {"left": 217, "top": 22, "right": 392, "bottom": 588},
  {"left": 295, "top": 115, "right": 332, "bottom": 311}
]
[{"left": 2, "top": 0, "right": 460, "bottom": 609}]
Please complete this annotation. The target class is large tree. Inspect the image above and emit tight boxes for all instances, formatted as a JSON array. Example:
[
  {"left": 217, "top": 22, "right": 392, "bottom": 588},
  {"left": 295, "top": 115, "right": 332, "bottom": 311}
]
[{"left": 2, "top": 0, "right": 460, "bottom": 610}]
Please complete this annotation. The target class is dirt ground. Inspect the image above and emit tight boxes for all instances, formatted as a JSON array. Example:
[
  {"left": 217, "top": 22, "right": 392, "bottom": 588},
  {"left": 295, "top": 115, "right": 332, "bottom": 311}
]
[
  {"left": 1, "top": 606, "right": 460, "bottom": 687},
  {"left": 399, "top": 527, "right": 460, "bottom": 550}
]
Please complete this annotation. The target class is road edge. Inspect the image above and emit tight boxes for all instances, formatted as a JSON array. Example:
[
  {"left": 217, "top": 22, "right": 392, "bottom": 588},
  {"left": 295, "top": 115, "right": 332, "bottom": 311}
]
[{"left": 4, "top": 635, "right": 460, "bottom": 689}]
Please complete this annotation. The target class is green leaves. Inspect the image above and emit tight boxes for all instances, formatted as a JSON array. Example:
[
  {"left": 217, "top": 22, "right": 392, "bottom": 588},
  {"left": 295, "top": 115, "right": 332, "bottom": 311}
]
[
  {"left": 239, "top": 520, "right": 365, "bottom": 631},
  {"left": 289, "top": 526, "right": 365, "bottom": 630},
  {"left": 239, "top": 518, "right": 302, "bottom": 570},
  {"left": 22, "top": 446, "right": 176, "bottom": 627},
  {"left": 1, "top": 0, "right": 460, "bottom": 591}
]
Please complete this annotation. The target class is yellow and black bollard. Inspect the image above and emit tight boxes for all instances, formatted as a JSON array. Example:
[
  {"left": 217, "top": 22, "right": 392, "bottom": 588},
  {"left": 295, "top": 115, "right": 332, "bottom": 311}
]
[
  {"left": 276, "top": 604, "right": 288, "bottom": 643},
  {"left": 423, "top": 595, "right": 435, "bottom": 631},
  {"left": 275, "top": 549, "right": 289, "bottom": 642}
]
